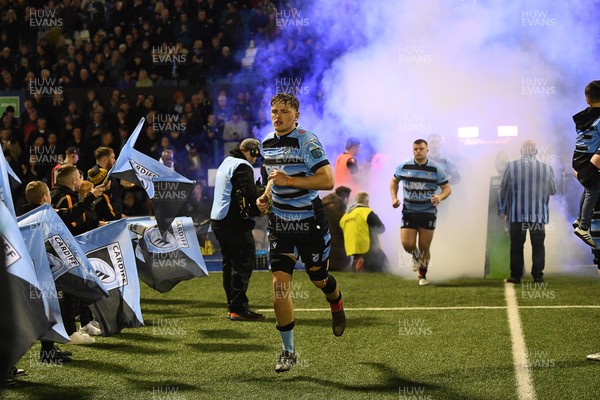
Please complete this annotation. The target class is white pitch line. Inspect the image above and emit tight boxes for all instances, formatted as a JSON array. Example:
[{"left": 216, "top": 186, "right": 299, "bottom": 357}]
[
  {"left": 255, "top": 305, "right": 600, "bottom": 312},
  {"left": 505, "top": 283, "right": 537, "bottom": 400}
]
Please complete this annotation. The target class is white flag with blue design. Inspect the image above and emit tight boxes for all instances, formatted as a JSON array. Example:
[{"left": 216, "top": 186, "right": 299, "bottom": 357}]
[
  {"left": 75, "top": 219, "right": 144, "bottom": 335},
  {"left": 19, "top": 223, "right": 70, "bottom": 343},
  {"left": 127, "top": 216, "right": 208, "bottom": 292},
  {"left": 0, "top": 202, "right": 52, "bottom": 367},
  {"left": 110, "top": 117, "right": 195, "bottom": 232},
  {"left": 17, "top": 204, "right": 109, "bottom": 303}
]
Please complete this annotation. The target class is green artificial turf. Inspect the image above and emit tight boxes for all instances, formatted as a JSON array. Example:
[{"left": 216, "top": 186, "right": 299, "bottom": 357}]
[{"left": 4, "top": 271, "right": 600, "bottom": 400}]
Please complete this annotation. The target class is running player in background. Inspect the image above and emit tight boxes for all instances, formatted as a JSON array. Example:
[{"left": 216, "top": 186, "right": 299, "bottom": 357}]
[{"left": 390, "top": 139, "right": 451, "bottom": 286}]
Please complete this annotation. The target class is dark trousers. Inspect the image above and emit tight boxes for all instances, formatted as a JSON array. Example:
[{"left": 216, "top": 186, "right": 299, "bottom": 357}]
[
  {"left": 214, "top": 227, "right": 255, "bottom": 313},
  {"left": 509, "top": 222, "right": 545, "bottom": 280},
  {"left": 59, "top": 293, "right": 92, "bottom": 335}
]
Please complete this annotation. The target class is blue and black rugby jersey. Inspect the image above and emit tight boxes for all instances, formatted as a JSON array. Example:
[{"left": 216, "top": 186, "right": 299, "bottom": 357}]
[
  {"left": 262, "top": 125, "right": 329, "bottom": 220},
  {"left": 394, "top": 158, "right": 448, "bottom": 213}
]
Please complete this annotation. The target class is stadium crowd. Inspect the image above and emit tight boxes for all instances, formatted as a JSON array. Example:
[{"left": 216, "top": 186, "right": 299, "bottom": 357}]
[{"left": 0, "top": 0, "right": 306, "bottom": 215}]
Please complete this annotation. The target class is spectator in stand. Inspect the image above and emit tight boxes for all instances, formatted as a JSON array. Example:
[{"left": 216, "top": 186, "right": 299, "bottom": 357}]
[
  {"left": 137, "top": 124, "right": 161, "bottom": 158},
  {"left": 223, "top": 111, "right": 250, "bottom": 156},
  {"left": 159, "top": 148, "right": 185, "bottom": 175},
  {"left": 215, "top": 46, "right": 240, "bottom": 80},
  {"left": 85, "top": 110, "right": 107, "bottom": 146},
  {"left": 183, "top": 142, "right": 204, "bottom": 181},
  {"left": 136, "top": 68, "right": 153, "bottom": 87},
  {"left": 50, "top": 146, "right": 80, "bottom": 189},
  {"left": 188, "top": 39, "right": 211, "bottom": 86},
  {"left": 122, "top": 190, "right": 150, "bottom": 216},
  {"left": 174, "top": 11, "right": 193, "bottom": 49},
  {"left": 193, "top": 9, "right": 217, "bottom": 51},
  {"left": 27, "top": 117, "right": 52, "bottom": 148},
  {"left": 214, "top": 93, "right": 232, "bottom": 129},
  {"left": 104, "top": 49, "right": 126, "bottom": 85},
  {"left": 201, "top": 113, "right": 222, "bottom": 168},
  {"left": 185, "top": 180, "right": 212, "bottom": 223},
  {"left": 192, "top": 89, "right": 213, "bottom": 124},
  {"left": 222, "top": 2, "right": 243, "bottom": 50},
  {"left": 117, "top": 70, "right": 136, "bottom": 89}
]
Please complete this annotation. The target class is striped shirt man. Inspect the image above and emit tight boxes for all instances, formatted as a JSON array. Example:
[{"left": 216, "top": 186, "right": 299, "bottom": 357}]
[{"left": 498, "top": 155, "right": 557, "bottom": 224}]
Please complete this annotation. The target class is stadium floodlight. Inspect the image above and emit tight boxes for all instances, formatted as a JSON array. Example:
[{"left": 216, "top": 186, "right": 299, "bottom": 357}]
[
  {"left": 457, "top": 126, "right": 479, "bottom": 138},
  {"left": 497, "top": 126, "right": 518, "bottom": 137}
]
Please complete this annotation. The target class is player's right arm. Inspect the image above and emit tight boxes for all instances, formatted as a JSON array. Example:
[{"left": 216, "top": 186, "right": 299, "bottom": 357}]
[
  {"left": 390, "top": 176, "right": 401, "bottom": 209},
  {"left": 256, "top": 179, "right": 272, "bottom": 214}
]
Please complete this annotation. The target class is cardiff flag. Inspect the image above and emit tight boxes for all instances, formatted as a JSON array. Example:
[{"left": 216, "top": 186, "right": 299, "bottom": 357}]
[
  {"left": 0, "top": 150, "right": 21, "bottom": 219},
  {"left": 0, "top": 202, "right": 52, "bottom": 367},
  {"left": 17, "top": 204, "right": 109, "bottom": 303},
  {"left": 110, "top": 117, "right": 195, "bottom": 232},
  {"left": 128, "top": 216, "right": 208, "bottom": 293},
  {"left": 75, "top": 219, "right": 143, "bottom": 336},
  {"left": 19, "top": 223, "right": 70, "bottom": 343}
]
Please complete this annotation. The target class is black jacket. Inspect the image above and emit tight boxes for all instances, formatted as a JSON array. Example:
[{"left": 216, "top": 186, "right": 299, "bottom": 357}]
[{"left": 50, "top": 184, "right": 98, "bottom": 235}]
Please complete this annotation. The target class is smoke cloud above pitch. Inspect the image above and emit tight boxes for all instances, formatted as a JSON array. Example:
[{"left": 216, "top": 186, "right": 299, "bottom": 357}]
[{"left": 252, "top": 0, "right": 600, "bottom": 279}]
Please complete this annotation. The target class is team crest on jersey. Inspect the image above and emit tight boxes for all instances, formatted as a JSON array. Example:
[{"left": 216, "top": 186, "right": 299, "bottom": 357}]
[
  {"left": 298, "top": 129, "right": 306, "bottom": 134},
  {"left": 310, "top": 146, "right": 323, "bottom": 158}
]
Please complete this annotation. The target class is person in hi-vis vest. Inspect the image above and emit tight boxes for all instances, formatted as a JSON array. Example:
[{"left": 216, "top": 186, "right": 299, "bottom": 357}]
[
  {"left": 211, "top": 138, "right": 265, "bottom": 321},
  {"left": 340, "top": 191, "right": 389, "bottom": 272}
]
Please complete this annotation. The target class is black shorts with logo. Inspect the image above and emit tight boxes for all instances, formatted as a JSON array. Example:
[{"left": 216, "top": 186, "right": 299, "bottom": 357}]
[
  {"left": 267, "top": 213, "right": 331, "bottom": 281},
  {"left": 401, "top": 212, "right": 437, "bottom": 230}
]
